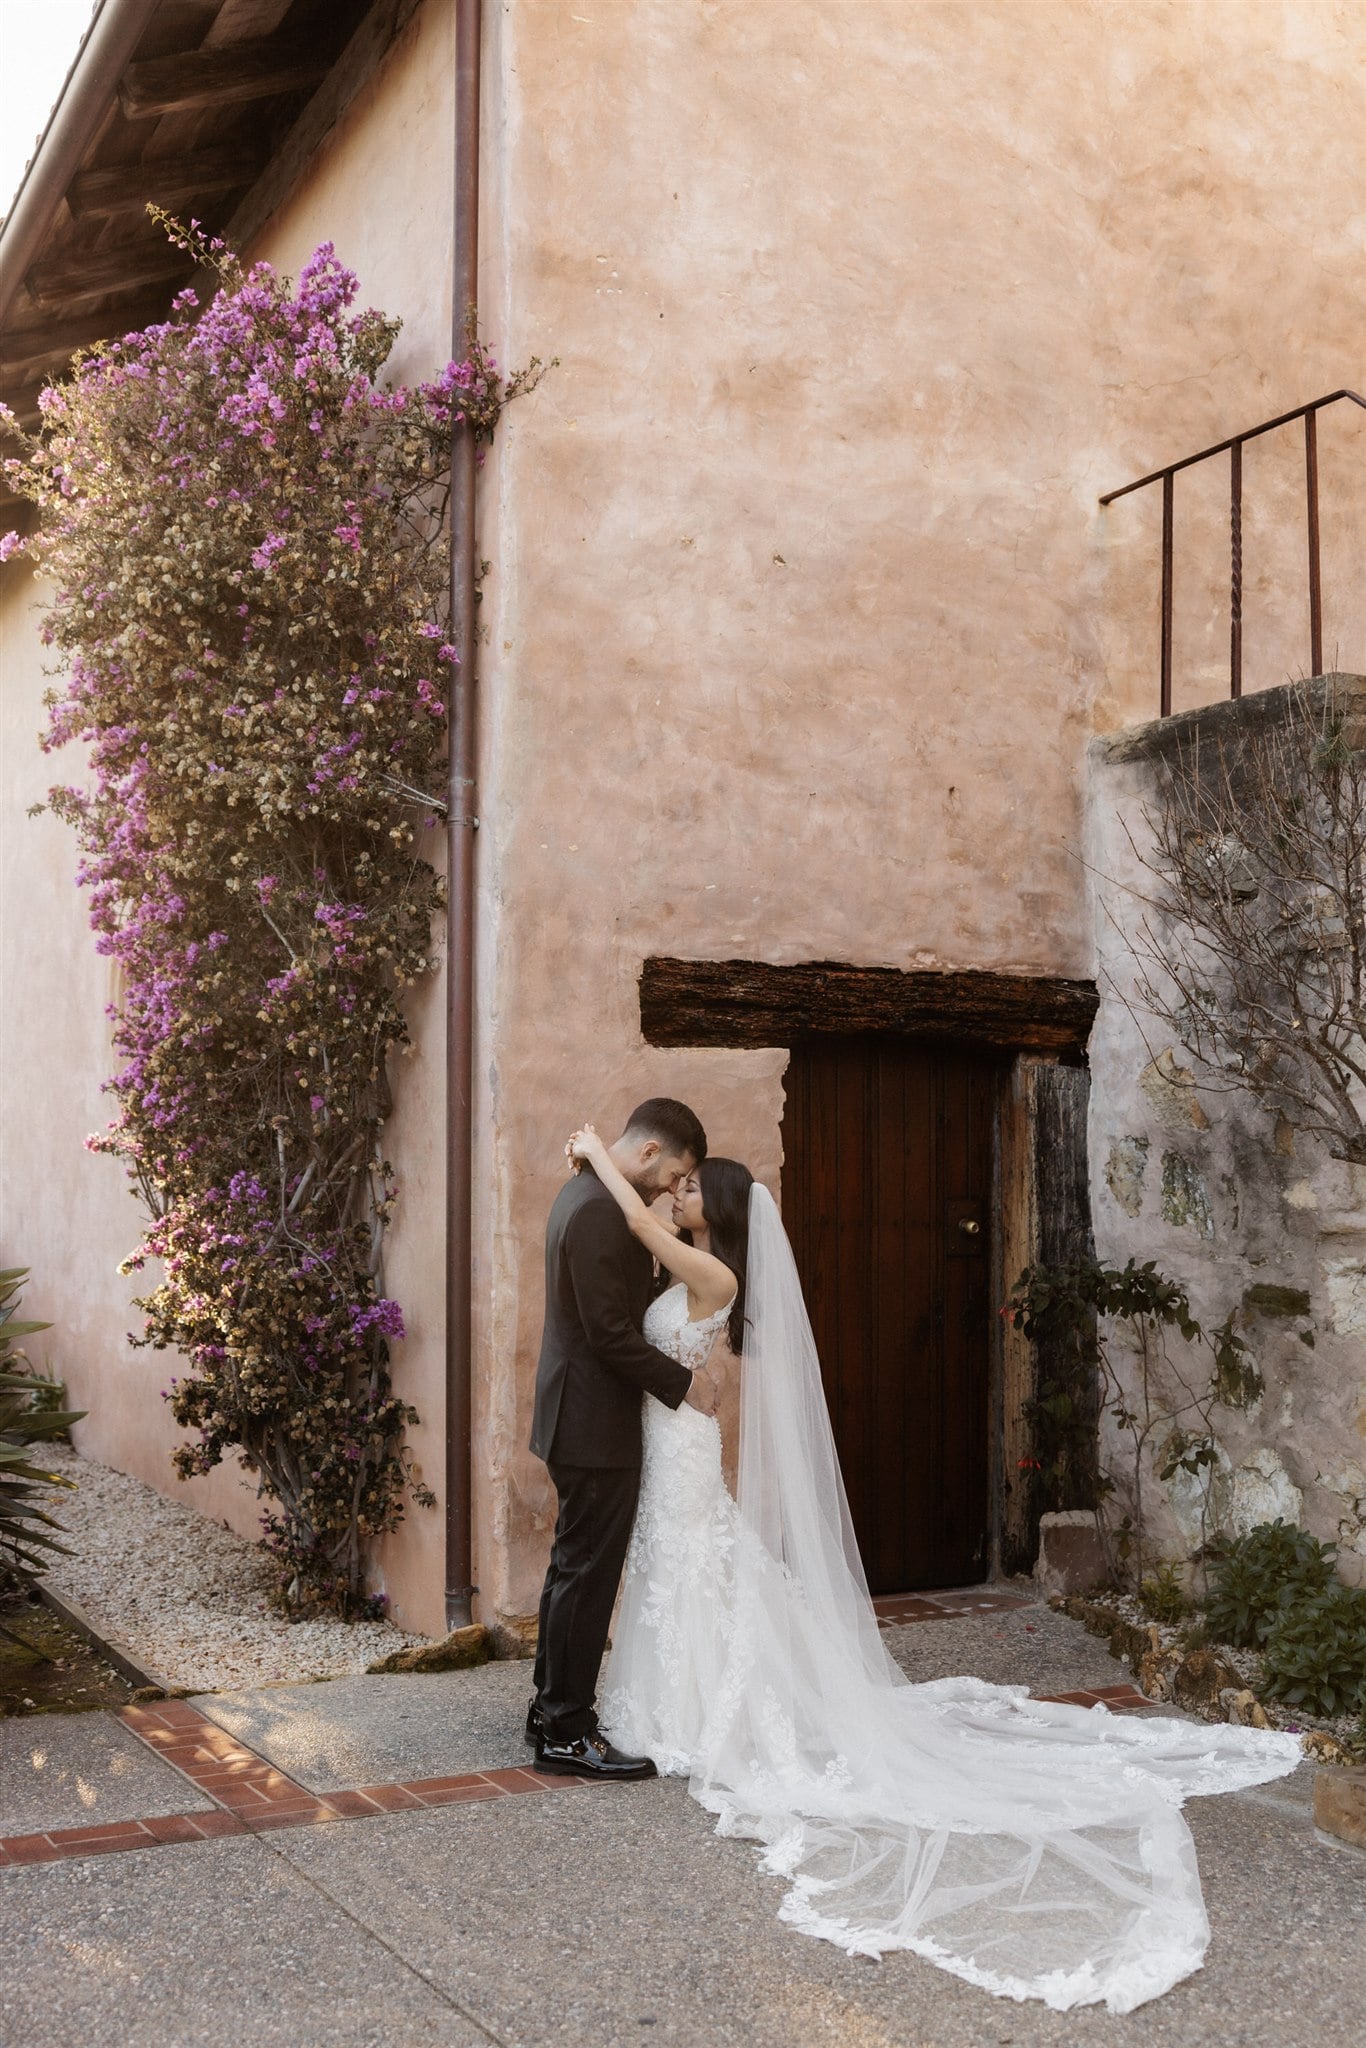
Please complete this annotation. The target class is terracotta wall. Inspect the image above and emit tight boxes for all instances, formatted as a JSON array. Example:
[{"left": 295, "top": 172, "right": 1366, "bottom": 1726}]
[
  {"left": 478, "top": 0, "right": 1366, "bottom": 1616},
  {"left": 7, "top": 1, "right": 1366, "bottom": 1631}
]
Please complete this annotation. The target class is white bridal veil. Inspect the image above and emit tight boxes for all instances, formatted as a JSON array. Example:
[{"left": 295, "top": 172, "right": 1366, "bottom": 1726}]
[{"left": 685, "top": 1184, "right": 1301, "bottom": 2014}]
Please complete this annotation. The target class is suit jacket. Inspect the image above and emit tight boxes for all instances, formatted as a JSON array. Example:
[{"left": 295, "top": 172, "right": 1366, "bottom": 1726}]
[{"left": 530, "top": 1165, "right": 692, "bottom": 1468}]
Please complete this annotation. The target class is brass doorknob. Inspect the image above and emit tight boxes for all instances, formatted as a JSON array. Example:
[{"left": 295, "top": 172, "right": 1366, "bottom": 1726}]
[{"left": 957, "top": 1218, "right": 981, "bottom": 1236}]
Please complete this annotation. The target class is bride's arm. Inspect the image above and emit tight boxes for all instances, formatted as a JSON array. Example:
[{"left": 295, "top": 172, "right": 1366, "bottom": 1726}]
[{"left": 567, "top": 1127, "right": 736, "bottom": 1315}]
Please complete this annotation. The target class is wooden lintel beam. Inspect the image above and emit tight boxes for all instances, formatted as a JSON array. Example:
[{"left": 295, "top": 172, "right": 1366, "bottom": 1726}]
[
  {"left": 118, "top": 38, "right": 330, "bottom": 122},
  {"left": 27, "top": 241, "right": 191, "bottom": 313},
  {"left": 639, "top": 958, "right": 1100, "bottom": 1058},
  {"left": 68, "top": 146, "right": 265, "bottom": 220}
]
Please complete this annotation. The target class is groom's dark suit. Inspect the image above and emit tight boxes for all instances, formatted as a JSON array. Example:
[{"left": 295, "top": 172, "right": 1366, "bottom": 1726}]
[{"left": 531, "top": 1164, "right": 692, "bottom": 1741}]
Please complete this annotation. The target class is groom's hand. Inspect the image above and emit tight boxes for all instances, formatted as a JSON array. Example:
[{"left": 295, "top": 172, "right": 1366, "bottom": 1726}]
[{"left": 683, "top": 1365, "right": 719, "bottom": 1415}]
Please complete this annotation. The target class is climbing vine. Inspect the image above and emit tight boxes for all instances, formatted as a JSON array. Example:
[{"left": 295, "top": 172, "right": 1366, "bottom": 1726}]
[
  {"left": 1, "top": 217, "right": 536, "bottom": 1613},
  {"left": 1005, "top": 1256, "right": 1258, "bottom": 1586}
]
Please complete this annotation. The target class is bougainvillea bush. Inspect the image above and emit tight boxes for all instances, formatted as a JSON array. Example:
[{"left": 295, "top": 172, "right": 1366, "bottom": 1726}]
[{"left": 1, "top": 217, "right": 518, "bottom": 1613}]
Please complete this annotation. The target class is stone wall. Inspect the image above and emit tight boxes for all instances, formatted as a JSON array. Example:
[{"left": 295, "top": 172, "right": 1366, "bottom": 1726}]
[{"left": 1088, "top": 678, "right": 1366, "bottom": 1585}]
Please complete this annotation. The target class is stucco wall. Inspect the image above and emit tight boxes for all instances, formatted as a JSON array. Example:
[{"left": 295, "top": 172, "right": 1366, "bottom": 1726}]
[
  {"left": 0, "top": 560, "right": 270, "bottom": 1535},
  {"left": 1088, "top": 683, "right": 1366, "bottom": 1586},
  {"left": 478, "top": 0, "right": 1366, "bottom": 1613},
  {"left": 0, "top": 0, "right": 464, "bottom": 1633}
]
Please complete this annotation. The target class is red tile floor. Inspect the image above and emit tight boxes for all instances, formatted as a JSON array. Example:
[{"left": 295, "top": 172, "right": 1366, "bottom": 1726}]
[{"left": 0, "top": 1601, "right": 1152, "bottom": 1869}]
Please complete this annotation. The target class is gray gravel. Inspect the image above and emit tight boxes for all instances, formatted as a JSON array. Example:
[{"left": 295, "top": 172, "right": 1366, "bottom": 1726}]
[
  {"left": 39, "top": 1444, "right": 428, "bottom": 1691},
  {"left": 195, "top": 1663, "right": 534, "bottom": 1791},
  {"left": 0, "top": 1710, "right": 214, "bottom": 1834},
  {"left": 884, "top": 1601, "right": 1128, "bottom": 1696}
]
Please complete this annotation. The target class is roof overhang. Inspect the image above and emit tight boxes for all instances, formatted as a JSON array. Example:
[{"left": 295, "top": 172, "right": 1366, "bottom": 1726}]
[{"left": 0, "top": 0, "right": 424, "bottom": 517}]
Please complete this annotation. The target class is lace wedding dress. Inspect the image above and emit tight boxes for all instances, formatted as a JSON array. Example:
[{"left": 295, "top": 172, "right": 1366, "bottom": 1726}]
[{"left": 600, "top": 1192, "right": 1302, "bottom": 2015}]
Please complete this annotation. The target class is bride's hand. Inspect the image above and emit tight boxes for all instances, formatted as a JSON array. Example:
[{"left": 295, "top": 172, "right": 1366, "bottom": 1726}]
[{"left": 565, "top": 1123, "right": 607, "bottom": 1171}]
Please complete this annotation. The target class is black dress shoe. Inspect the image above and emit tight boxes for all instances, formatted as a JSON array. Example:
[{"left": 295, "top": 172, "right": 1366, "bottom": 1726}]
[
  {"left": 534, "top": 1731, "right": 658, "bottom": 1781},
  {"left": 524, "top": 1696, "right": 544, "bottom": 1747}
]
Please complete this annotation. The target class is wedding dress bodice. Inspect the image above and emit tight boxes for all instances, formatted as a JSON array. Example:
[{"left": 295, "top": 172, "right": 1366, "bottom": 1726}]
[{"left": 642, "top": 1280, "right": 731, "bottom": 1368}]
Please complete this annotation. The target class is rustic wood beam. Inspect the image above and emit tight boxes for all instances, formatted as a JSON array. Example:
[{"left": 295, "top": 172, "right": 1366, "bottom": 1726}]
[
  {"left": 0, "top": 291, "right": 181, "bottom": 388},
  {"left": 639, "top": 958, "right": 1099, "bottom": 1057},
  {"left": 26, "top": 241, "right": 190, "bottom": 313},
  {"left": 67, "top": 145, "right": 265, "bottom": 220},
  {"left": 223, "top": 0, "right": 426, "bottom": 255},
  {"left": 118, "top": 38, "right": 330, "bottom": 123}
]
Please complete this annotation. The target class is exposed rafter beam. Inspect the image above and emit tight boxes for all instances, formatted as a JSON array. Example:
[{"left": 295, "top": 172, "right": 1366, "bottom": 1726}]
[
  {"left": 224, "top": 0, "right": 426, "bottom": 255},
  {"left": 68, "top": 145, "right": 265, "bottom": 221},
  {"left": 119, "top": 38, "right": 330, "bottom": 123},
  {"left": 0, "top": 291, "right": 181, "bottom": 387},
  {"left": 27, "top": 239, "right": 190, "bottom": 313},
  {"left": 0, "top": 0, "right": 165, "bottom": 332}
]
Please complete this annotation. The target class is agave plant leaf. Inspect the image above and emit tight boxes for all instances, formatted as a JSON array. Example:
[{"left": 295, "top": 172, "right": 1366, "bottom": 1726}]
[
  {"left": 0, "top": 1410, "right": 86, "bottom": 1445},
  {"left": 0, "top": 1319, "right": 55, "bottom": 1340}
]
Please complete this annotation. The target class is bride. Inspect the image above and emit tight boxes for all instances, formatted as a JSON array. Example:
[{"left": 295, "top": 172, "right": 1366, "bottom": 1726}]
[{"left": 566, "top": 1124, "right": 1302, "bottom": 2016}]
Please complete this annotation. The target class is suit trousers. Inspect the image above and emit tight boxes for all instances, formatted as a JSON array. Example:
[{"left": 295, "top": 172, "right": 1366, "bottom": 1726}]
[{"left": 533, "top": 1461, "right": 640, "bottom": 1741}]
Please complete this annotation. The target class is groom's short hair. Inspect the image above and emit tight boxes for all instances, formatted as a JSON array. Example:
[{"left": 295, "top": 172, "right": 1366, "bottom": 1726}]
[{"left": 622, "top": 1097, "right": 707, "bottom": 1163}]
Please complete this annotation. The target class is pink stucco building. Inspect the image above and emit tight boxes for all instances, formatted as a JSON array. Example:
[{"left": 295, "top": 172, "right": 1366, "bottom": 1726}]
[{"left": 4, "top": 1, "right": 1366, "bottom": 1637}]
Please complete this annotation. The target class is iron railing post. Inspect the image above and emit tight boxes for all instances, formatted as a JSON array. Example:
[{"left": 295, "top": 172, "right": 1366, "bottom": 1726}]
[
  {"left": 1160, "top": 471, "right": 1174, "bottom": 719},
  {"left": 1230, "top": 439, "right": 1243, "bottom": 700},
  {"left": 1306, "top": 407, "right": 1323, "bottom": 677}
]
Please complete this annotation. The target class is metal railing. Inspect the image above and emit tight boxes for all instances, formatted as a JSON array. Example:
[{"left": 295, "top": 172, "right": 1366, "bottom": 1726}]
[{"left": 1100, "top": 390, "right": 1366, "bottom": 717}]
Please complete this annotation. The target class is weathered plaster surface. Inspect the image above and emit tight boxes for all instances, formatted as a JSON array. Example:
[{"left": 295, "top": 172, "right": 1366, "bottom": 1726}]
[
  {"left": 1089, "top": 685, "right": 1366, "bottom": 1583},
  {"left": 482, "top": 0, "right": 1366, "bottom": 1610}
]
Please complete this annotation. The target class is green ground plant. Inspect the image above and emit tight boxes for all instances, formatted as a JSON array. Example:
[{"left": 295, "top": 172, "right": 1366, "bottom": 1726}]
[
  {"left": 0, "top": 1268, "right": 85, "bottom": 1592},
  {"left": 1203, "top": 1518, "right": 1337, "bottom": 1648},
  {"left": 1005, "top": 1255, "right": 1246, "bottom": 1585}
]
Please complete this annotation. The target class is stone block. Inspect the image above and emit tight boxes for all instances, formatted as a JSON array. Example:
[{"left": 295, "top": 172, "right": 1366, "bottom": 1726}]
[
  {"left": 486, "top": 1612, "right": 538, "bottom": 1660},
  {"left": 365, "top": 1624, "right": 489, "bottom": 1674},
  {"left": 1313, "top": 1764, "right": 1366, "bottom": 1850},
  {"left": 1171, "top": 1648, "right": 1243, "bottom": 1714},
  {"left": 1034, "top": 1511, "right": 1108, "bottom": 1595}
]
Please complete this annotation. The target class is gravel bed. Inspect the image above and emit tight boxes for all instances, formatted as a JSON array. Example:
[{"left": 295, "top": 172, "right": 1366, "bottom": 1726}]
[
  {"left": 1081, "top": 1588, "right": 1363, "bottom": 1747},
  {"left": 37, "top": 1443, "right": 430, "bottom": 1693}
]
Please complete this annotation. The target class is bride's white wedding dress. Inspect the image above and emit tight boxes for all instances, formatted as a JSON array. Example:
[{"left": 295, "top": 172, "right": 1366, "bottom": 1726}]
[{"left": 600, "top": 1191, "right": 1302, "bottom": 2015}]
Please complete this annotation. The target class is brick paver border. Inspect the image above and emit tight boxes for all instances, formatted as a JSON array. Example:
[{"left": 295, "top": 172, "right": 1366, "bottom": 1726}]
[
  {"left": 0, "top": 1699, "right": 592, "bottom": 1866},
  {"left": 0, "top": 1671, "right": 1157, "bottom": 1870},
  {"left": 872, "top": 1588, "right": 1037, "bottom": 1624}
]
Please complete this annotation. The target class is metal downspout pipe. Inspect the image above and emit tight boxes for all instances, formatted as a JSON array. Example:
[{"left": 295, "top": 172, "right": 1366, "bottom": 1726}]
[{"left": 444, "top": 0, "right": 481, "bottom": 1632}]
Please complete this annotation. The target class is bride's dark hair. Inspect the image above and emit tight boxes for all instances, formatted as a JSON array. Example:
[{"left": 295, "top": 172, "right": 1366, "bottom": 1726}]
[{"left": 683, "top": 1156, "right": 754, "bottom": 1354}]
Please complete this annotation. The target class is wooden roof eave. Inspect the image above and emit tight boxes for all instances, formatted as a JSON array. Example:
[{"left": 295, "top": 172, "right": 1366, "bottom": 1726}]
[
  {"left": 0, "top": 0, "right": 427, "bottom": 417},
  {"left": 0, "top": 0, "right": 166, "bottom": 335}
]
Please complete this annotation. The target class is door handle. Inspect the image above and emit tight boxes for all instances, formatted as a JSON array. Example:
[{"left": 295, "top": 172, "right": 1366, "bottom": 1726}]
[{"left": 957, "top": 1218, "right": 980, "bottom": 1236}]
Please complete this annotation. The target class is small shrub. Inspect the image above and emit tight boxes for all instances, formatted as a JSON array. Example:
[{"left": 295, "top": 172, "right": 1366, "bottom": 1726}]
[
  {"left": 1204, "top": 1519, "right": 1336, "bottom": 1649},
  {"left": 1262, "top": 1583, "right": 1366, "bottom": 1720},
  {"left": 1139, "top": 1560, "right": 1189, "bottom": 1624}
]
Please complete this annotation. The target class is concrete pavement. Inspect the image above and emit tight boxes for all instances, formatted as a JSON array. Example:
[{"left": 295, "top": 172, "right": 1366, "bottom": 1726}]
[{"left": 2, "top": 1602, "right": 1362, "bottom": 2048}]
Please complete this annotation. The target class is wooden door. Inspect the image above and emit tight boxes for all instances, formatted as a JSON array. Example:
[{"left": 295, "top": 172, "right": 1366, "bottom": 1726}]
[{"left": 782, "top": 1037, "right": 998, "bottom": 1593}]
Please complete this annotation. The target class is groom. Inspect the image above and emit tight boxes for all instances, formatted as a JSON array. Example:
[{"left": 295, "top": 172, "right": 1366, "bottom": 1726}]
[{"left": 528, "top": 1096, "right": 714, "bottom": 1780}]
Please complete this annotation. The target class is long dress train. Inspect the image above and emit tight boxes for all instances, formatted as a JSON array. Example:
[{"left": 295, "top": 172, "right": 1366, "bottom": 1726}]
[{"left": 600, "top": 1193, "right": 1301, "bottom": 2016}]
